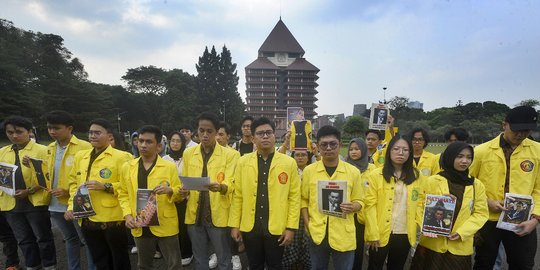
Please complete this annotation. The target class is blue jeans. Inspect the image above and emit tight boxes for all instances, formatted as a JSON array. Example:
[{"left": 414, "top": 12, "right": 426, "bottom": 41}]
[
  {"left": 5, "top": 210, "right": 56, "bottom": 268},
  {"left": 309, "top": 236, "right": 355, "bottom": 270},
  {"left": 188, "top": 225, "right": 232, "bottom": 270},
  {"left": 50, "top": 211, "right": 96, "bottom": 270}
]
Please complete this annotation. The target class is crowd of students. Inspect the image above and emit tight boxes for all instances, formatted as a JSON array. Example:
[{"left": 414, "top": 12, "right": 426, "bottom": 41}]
[{"left": 0, "top": 105, "right": 538, "bottom": 270}]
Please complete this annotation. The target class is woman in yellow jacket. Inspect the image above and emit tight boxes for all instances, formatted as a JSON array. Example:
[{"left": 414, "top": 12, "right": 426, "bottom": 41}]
[
  {"left": 344, "top": 138, "right": 376, "bottom": 270},
  {"left": 411, "top": 142, "right": 488, "bottom": 269},
  {"left": 363, "top": 135, "right": 425, "bottom": 270}
]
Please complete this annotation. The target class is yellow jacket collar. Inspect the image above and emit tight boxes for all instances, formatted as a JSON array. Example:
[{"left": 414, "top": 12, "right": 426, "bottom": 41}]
[{"left": 315, "top": 159, "right": 346, "bottom": 174}]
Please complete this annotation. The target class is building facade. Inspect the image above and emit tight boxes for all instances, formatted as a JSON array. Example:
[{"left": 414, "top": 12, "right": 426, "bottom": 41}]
[{"left": 245, "top": 19, "right": 319, "bottom": 138}]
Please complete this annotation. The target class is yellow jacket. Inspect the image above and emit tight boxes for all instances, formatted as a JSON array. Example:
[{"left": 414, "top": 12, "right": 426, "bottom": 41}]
[
  {"left": 228, "top": 151, "right": 300, "bottom": 235},
  {"left": 0, "top": 141, "right": 50, "bottom": 211},
  {"left": 414, "top": 150, "right": 439, "bottom": 177},
  {"left": 356, "top": 163, "right": 376, "bottom": 224},
  {"left": 46, "top": 135, "right": 92, "bottom": 205},
  {"left": 301, "top": 160, "right": 363, "bottom": 252},
  {"left": 372, "top": 127, "right": 398, "bottom": 168},
  {"left": 363, "top": 167, "right": 426, "bottom": 247},
  {"left": 67, "top": 145, "right": 132, "bottom": 222},
  {"left": 469, "top": 135, "right": 540, "bottom": 221},
  {"left": 181, "top": 144, "right": 238, "bottom": 227},
  {"left": 418, "top": 175, "right": 488, "bottom": 255},
  {"left": 117, "top": 156, "right": 182, "bottom": 237}
]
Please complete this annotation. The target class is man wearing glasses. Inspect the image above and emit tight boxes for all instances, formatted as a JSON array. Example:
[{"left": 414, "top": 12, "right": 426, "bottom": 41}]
[
  {"left": 229, "top": 117, "right": 300, "bottom": 270},
  {"left": 300, "top": 125, "right": 363, "bottom": 269}
]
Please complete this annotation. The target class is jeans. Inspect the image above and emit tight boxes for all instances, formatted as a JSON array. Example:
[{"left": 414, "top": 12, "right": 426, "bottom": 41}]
[
  {"left": 134, "top": 235, "right": 182, "bottom": 270},
  {"left": 0, "top": 212, "right": 19, "bottom": 267},
  {"left": 50, "top": 211, "right": 96, "bottom": 270},
  {"left": 5, "top": 210, "right": 57, "bottom": 268},
  {"left": 309, "top": 236, "right": 355, "bottom": 270},
  {"left": 188, "top": 225, "right": 232, "bottom": 270}
]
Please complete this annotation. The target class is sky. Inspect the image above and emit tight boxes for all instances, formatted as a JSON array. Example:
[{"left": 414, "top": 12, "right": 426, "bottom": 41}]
[{"left": 2, "top": 0, "right": 539, "bottom": 116}]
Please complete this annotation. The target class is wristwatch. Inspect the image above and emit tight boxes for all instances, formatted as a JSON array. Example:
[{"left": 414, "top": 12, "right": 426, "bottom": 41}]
[
  {"left": 103, "top": 183, "right": 113, "bottom": 193},
  {"left": 27, "top": 187, "right": 36, "bottom": 194}
]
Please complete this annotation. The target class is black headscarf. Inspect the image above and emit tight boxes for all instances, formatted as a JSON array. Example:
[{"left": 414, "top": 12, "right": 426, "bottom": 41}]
[
  {"left": 346, "top": 138, "right": 369, "bottom": 173},
  {"left": 438, "top": 141, "right": 475, "bottom": 186},
  {"left": 168, "top": 131, "right": 186, "bottom": 161}
]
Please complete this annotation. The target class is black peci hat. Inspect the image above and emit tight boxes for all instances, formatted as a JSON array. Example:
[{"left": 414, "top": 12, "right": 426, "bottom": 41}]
[{"left": 505, "top": 106, "right": 538, "bottom": 131}]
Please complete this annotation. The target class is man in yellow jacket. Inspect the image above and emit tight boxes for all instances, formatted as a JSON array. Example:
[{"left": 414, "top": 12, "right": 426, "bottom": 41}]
[
  {"left": 180, "top": 112, "right": 238, "bottom": 270},
  {"left": 229, "top": 117, "right": 300, "bottom": 270},
  {"left": 64, "top": 118, "right": 132, "bottom": 270},
  {"left": 301, "top": 125, "right": 362, "bottom": 269},
  {"left": 0, "top": 116, "right": 56, "bottom": 270},
  {"left": 409, "top": 127, "right": 439, "bottom": 176},
  {"left": 43, "top": 110, "right": 95, "bottom": 270},
  {"left": 470, "top": 106, "right": 540, "bottom": 270},
  {"left": 117, "top": 125, "right": 183, "bottom": 270}
]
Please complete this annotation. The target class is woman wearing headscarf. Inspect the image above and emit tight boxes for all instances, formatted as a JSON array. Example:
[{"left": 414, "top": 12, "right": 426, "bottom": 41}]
[
  {"left": 130, "top": 131, "right": 139, "bottom": 157},
  {"left": 410, "top": 142, "right": 488, "bottom": 270},
  {"left": 345, "top": 138, "right": 376, "bottom": 270}
]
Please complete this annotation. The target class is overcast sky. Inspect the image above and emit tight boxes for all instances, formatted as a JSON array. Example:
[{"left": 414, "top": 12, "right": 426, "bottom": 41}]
[{"left": 2, "top": 0, "right": 539, "bottom": 115}]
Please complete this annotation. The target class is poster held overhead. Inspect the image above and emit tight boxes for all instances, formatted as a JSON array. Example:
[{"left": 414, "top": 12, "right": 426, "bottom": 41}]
[{"left": 369, "top": 103, "right": 390, "bottom": 131}]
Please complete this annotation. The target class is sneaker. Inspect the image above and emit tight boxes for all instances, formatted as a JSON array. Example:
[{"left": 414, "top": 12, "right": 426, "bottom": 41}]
[
  {"left": 232, "top": 255, "right": 242, "bottom": 270},
  {"left": 154, "top": 251, "right": 162, "bottom": 259},
  {"left": 181, "top": 255, "right": 193, "bottom": 266},
  {"left": 130, "top": 246, "right": 138, "bottom": 254},
  {"left": 209, "top": 253, "right": 218, "bottom": 269}
]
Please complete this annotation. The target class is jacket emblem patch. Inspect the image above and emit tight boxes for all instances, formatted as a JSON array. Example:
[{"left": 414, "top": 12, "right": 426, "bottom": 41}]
[
  {"left": 217, "top": 172, "right": 225, "bottom": 183},
  {"left": 520, "top": 160, "right": 534, "bottom": 172},
  {"left": 99, "top": 168, "right": 112, "bottom": 179},
  {"left": 278, "top": 172, "right": 288, "bottom": 184}
]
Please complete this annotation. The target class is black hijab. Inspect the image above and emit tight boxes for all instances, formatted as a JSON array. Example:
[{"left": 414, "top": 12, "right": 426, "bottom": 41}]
[
  {"left": 438, "top": 141, "right": 475, "bottom": 186},
  {"left": 345, "top": 138, "right": 369, "bottom": 173}
]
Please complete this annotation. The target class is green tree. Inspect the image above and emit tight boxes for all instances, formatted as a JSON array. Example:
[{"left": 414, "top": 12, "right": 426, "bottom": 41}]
[
  {"left": 218, "top": 45, "right": 245, "bottom": 133},
  {"left": 517, "top": 99, "right": 540, "bottom": 108},
  {"left": 195, "top": 46, "right": 221, "bottom": 113},
  {"left": 342, "top": 116, "right": 366, "bottom": 138}
]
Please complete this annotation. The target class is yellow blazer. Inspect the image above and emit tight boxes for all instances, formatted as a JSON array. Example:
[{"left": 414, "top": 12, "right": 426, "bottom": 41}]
[
  {"left": 0, "top": 141, "right": 50, "bottom": 211},
  {"left": 363, "top": 167, "right": 426, "bottom": 247},
  {"left": 228, "top": 151, "right": 300, "bottom": 235},
  {"left": 418, "top": 175, "right": 488, "bottom": 255},
  {"left": 67, "top": 145, "right": 132, "bottom": 222},
  {"left": 414, "top": 150, "right": 439, "bottom": 177},
  {"left": 46, "top": 135, "right": 92, "bottom": 205},
  {"left": 301, "top": 160, "right": 363, "bottom": 252},
  {"left": 356, "top": 163, "right": 376, "bottom": 224},
  {"left": 181, "top": 144, "right": 238, "bottom": 227},
  {"left": 118, "top": 156, "right": 182, "bottom": 237},
  {"left": 470, "top": 135, "right": 540, "bottom": 221}
]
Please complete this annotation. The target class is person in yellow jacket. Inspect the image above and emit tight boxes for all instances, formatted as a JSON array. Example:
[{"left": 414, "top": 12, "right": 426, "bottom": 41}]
[
  {"left": 301, "top": 125, "right": 362, "bottom": 270},
  {"left": 469, "top": 106, "right": 540, "bottom": 270},
  {"left": 432, "top": 128, "right": 470, "bottom": 175},
  {"left": 363, "top": 135, "right": 426, "bottom": 270},
  {"left": 64, "top": 118, "right": 132, "bottom": 270},
  {"left": 409, "top": 127, "right": 439, "bottom": 176},
  {"left": 117, "top": 125, "right": 183, "bottom": 270},
  {"left": 410, "top": 142, "right": 488, "bottom": 270},
  {"left": 229, "top": 117, "right": 300, "bottom": 270},
  {"left": 344, "top": 138, "right": 376, "bottom": 270},
  {"left": 42, "top": 110, "right": 96, "bottom": 270},
  {"left": 180, "top": 112, "right": 238, "bottom": 270},
  {"left": 0, "top": 116, "right": 56, "bottom": 270}
]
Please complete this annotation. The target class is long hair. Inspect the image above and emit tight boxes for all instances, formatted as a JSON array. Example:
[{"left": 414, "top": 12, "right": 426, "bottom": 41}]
[{"left": 382, "top": 134, "right": 419, "bottom": 185}]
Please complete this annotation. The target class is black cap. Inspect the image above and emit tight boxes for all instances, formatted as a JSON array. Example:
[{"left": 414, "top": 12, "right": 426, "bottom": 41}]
[{"left": 505, "top": 106, "right": 538, "bottom": 131}]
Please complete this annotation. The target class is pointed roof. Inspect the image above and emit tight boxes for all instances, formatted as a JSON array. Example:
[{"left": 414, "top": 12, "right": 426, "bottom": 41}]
[
  {"left": 245, "top": 57, "right": 277, "bottom": 69},
  {"left": 286, "top": 58, "right": 319, "bottom": 71},
  {"left": 258, "top": 19, "right": 305, "bottom": 55}
]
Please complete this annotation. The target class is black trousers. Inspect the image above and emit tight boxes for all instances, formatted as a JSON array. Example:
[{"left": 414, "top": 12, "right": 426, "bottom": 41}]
[
  {"left": 0, "top": 212, "right": 19, "bottom": 267},
  {"left": 368, "top": 234, "right": 410, "bottom": 270},
  {"left": 353, "top": 219, "right": 365, "bottom": 270},
  {"left": 474, "top": 221, "right": 537, "bottom": 270},
  {"left": 82, "top": 222, "right": 131, "bottom": 270},
  {"left": 243, "top": 222, "right": 284, "bottom": 270},
  {"left": 176, "top": 200, "right": 193, "bottom": 258}
]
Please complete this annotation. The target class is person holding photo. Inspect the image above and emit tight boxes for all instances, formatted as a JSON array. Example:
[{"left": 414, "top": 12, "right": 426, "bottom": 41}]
[
  {"left": 410, "top": 142, "right": 488, "bottom": 270},
  {"left": 363, "top": 135, "right": 426, "bottom": 270},
  {"left": 301, "top": 125, "right": 362, "bottom": 270}
]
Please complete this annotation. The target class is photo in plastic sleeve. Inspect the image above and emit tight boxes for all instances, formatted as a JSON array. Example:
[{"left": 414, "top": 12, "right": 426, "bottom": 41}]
[
  {"left": 73, "top": 185, "right": 96, "bottom": 219},
  {"left": 29, "top": 158, "right": 48, "bottom": 189},
  {"left": 421, "top": 194, "right": 456, "bottom": 236},
  {"left": 0, "top": 162, "right": 18, "bottom": 196},
  {"left": 368, "top": 103, "right": 389, "bottom": 131},
  {"left": 287, "top": 107, "right": 305, "bottom": 130},
  {"left": 497, "top": 193, "right": 533, "bottom": 232},
  {"left": 136, "top": 189, "right": 160, "bottom": 227},
  {"left": 317, "top": 180, "right": 348, "bottom": 219},
  {"left": 290, "top": 120, "right": 312, "bottom": 151}
]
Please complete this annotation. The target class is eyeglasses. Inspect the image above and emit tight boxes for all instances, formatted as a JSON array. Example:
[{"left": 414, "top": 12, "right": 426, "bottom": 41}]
[
  {"left": 255, "top": 130, "right": 274, "bottom": 137},
  {"left": 412, "top": 138, "right": 425, "bottom": 143},
  {"left": 88, "top": 130, "right": 103, "bottom": 137},
  {"left": 319, "top": 141, "right": 339, "bottom": 150},
  {"left": 391, "top": 147, "right": 410, "bottom": 153}
]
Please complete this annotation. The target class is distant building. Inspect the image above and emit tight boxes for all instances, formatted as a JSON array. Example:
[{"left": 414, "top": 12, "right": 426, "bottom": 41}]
[
  {"left": 245, "top": 19, "right": 319, "bottom": 137},
  {"left": 353, "top": 104, "right": 367, "bottom": 116},
  {"left": 407, "top": 100, "right": 424, "bottom": 110}
]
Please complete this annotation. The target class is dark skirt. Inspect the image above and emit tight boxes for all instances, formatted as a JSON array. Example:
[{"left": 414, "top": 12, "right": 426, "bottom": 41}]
[
  {"left": 410, "top": 244, "right": 472, "bottom": 270},
  {"left": 282, "top": 217, "right": 311, "bottom": 269}
]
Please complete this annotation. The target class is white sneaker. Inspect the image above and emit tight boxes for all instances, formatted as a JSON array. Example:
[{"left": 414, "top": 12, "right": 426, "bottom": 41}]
[
  {"left": 130, "top": 247, "right": 138, "bottom": 254},
  {"left": 232, "top": 255, "right": 242, "bottom": 270},
  {"left": 181, "top": 255, "right": 193, "bottom": 266},
  {"left": 209, "top": 253, "right": 218, "bottom": 269},
  {"left": 154, "top": 251, "right": 162, "bottom": 259}
]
